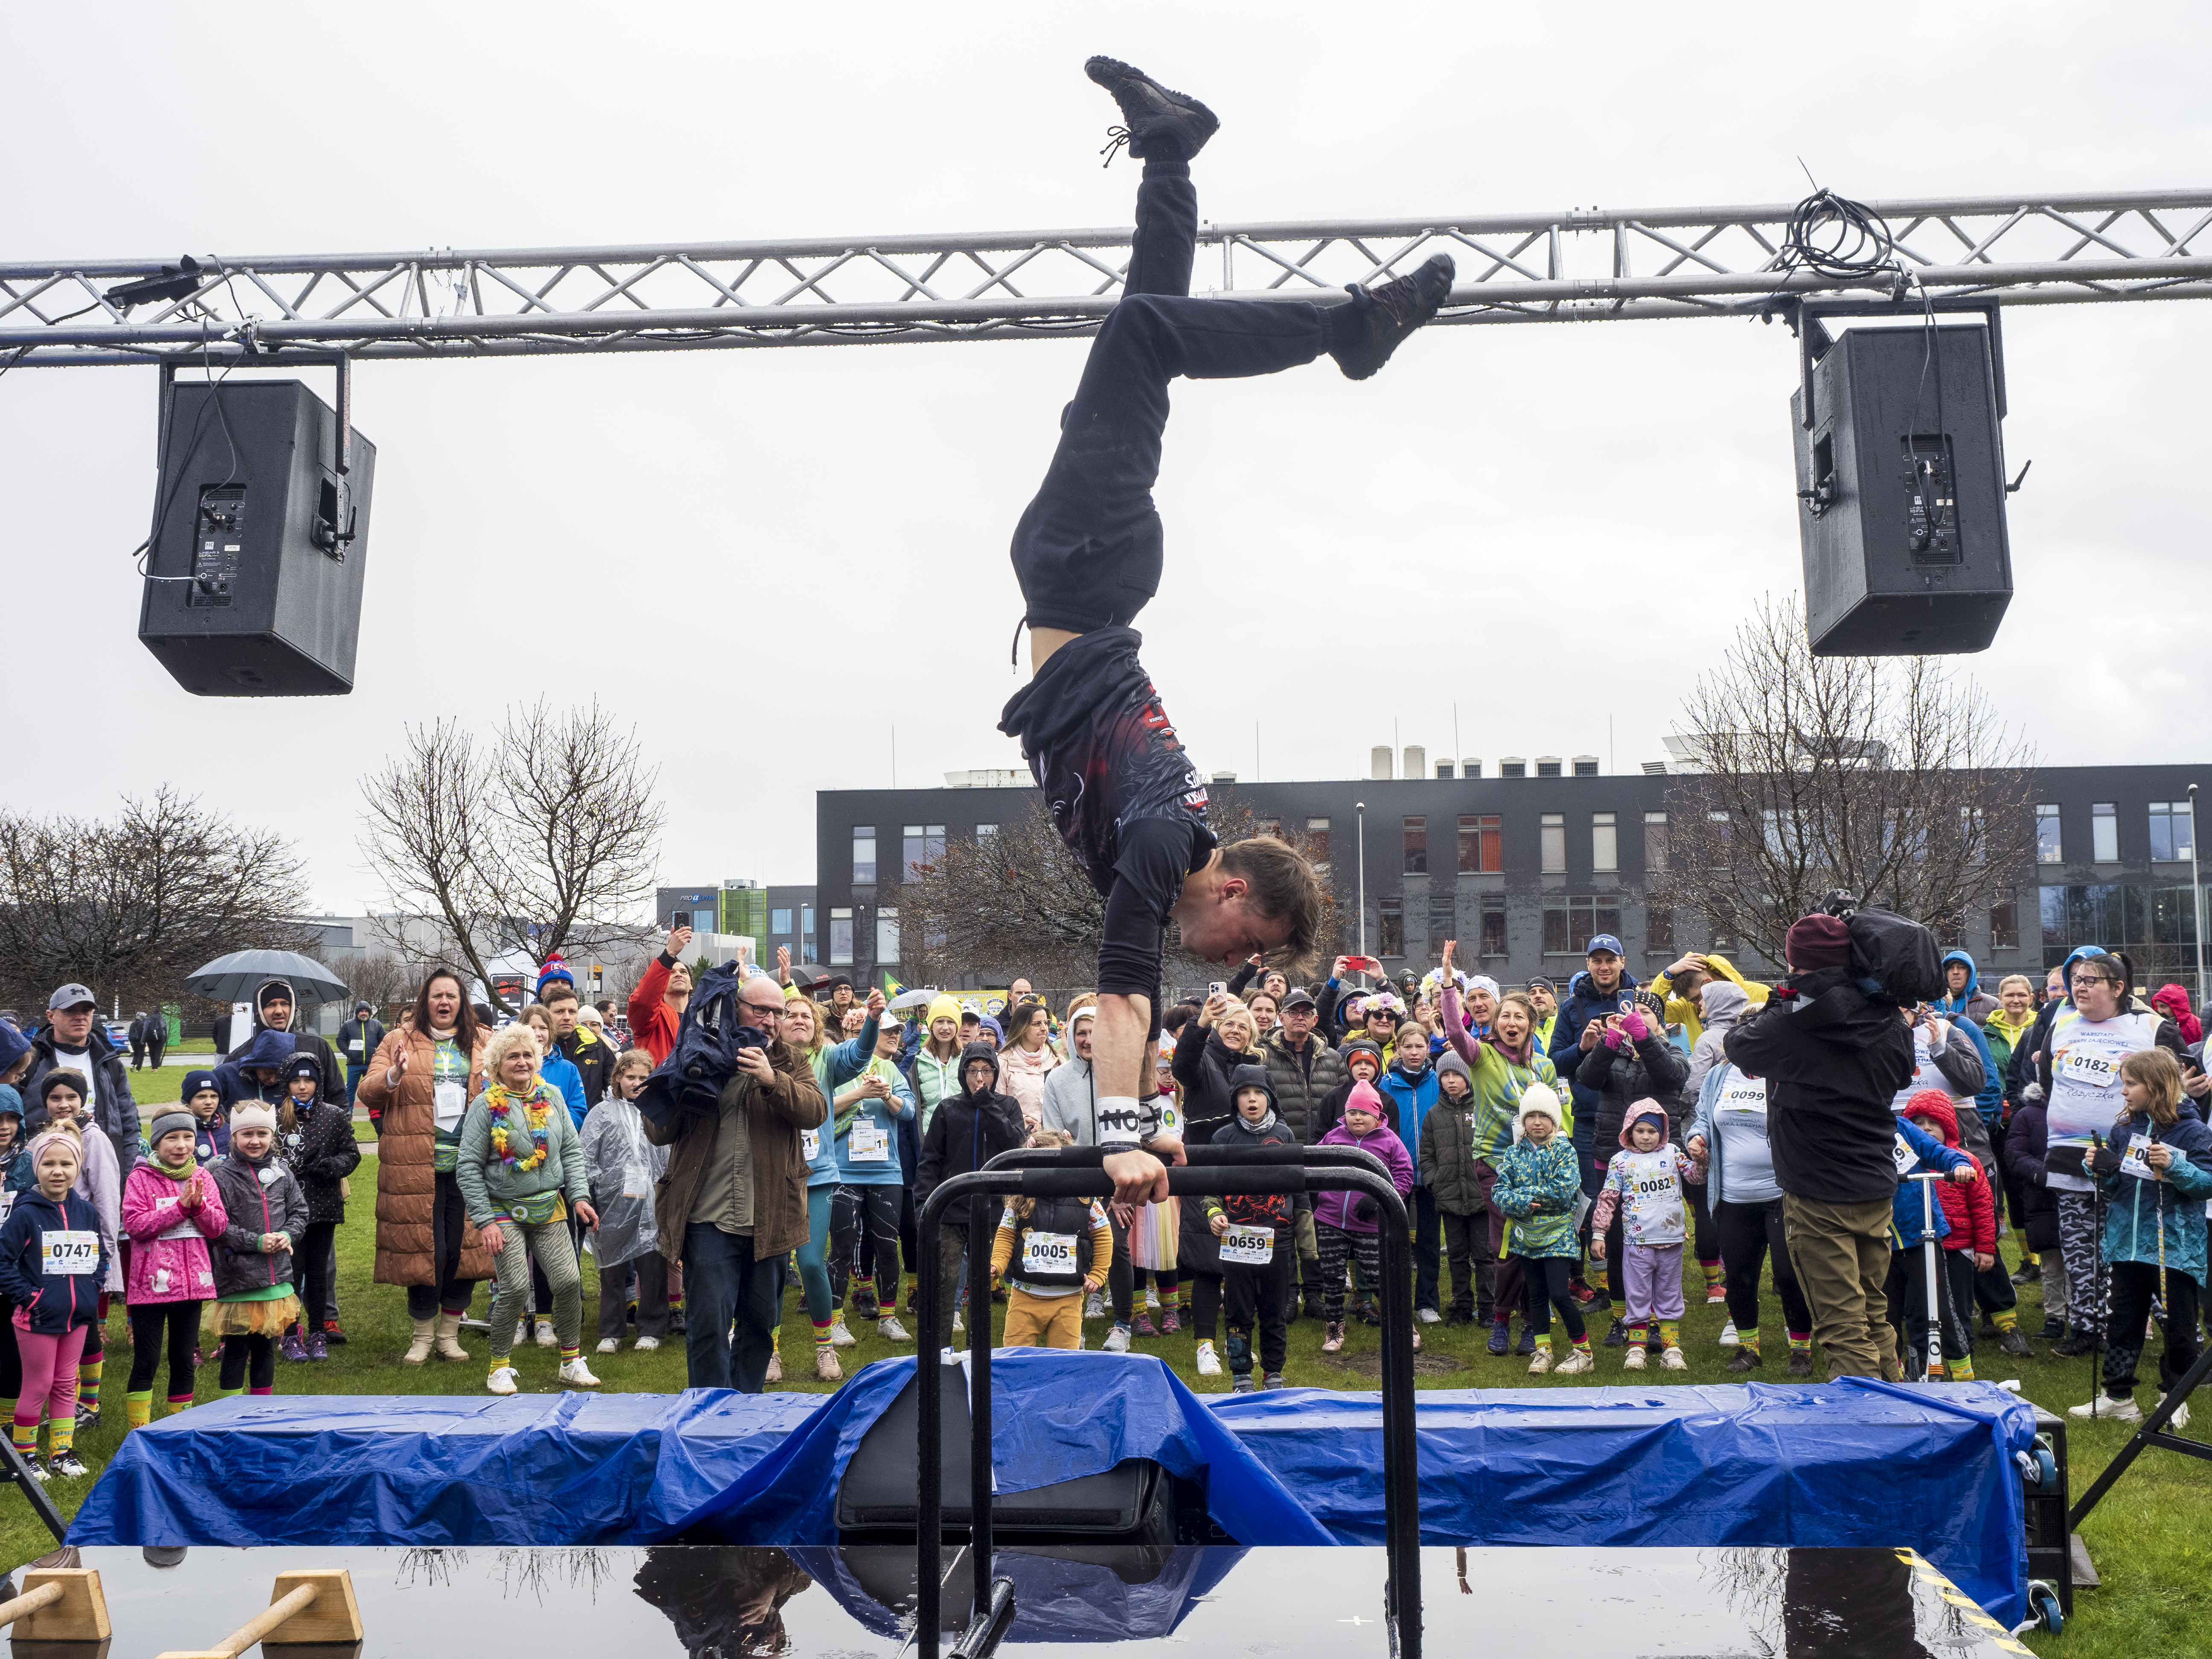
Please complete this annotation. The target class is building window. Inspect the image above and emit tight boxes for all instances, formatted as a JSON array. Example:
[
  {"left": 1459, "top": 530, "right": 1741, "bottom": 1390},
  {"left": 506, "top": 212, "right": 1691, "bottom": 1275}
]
[
  {"left": 1479, "top": 894, "right": 1508, "bottom": 958},
  {"left": 876, "top": 908, "right": 900, "bottom": 964},
  {"left": 2150, "top": 801, "right": 2195, "bottom": 863},
  {"left": 1990, "top": 887, "right": 2019, "bottom": 952},
  {"left": 1537, "top": 757, "right": 1563, "bottom": 778},
  {"left": 1543, "top": 894, "right": 1622, "bottom": 955},
  {"left": 1403, "top": 815, "right": 1427, "bottom": 875},
  {"left": 1457, "top": 814, "right": 1501, "bottom": 874},
  {"left": 829, "top": 908, "right": 854, "bottom": 965},
  {"left": 2040, "top": 882, "right": 2203, "bottom": 976},
  {"left": 1646, "top": 901, "right": 1674, "bottom": 955},
  {"left": 1644, "top": 812, "right": 1669, "bottom": 870},
  {"left": 903, "top": 824, "right": 946, "bottom": 878},
  {"left": 1573, "top": 757, "right": 1598, "bottom": 777},
  {"left": 771, "top": 907, "right": 793, "bottom": 936},
  {"left": 801, "top": 905, "right": 815, "bottom": 955},
  {"left": 2035, "top": 804, "right": 2062, "bottom": 864},
  {"left": 1592, "top": 812, "right": 1618, "bottom": 873},
  {"left": 975, "top": 822, "right": 997, "bottom": 839},
  {"left": 852, "top": 827, "right": 877, "bottom": 885},
  {"left": 1499, "top": 758, "right": 1526, "bottom": 779},
  {"left": 1378, "top": 896, "right": 1404, "bottom": 958},
  {"left": 2092, "top": 803, "right": 2119, "bottom": 864},
  {"left": 1429, "top": 893, "right": 1455, "bottom": 949},
  {"left": 1709, "top": 811, "right": 1733, "bottom": 865},
  {"left": 1540, "top": 813, "right": 1566, "bottom": 873},
  {"left": 1306, "top": 817, "right": 1331, "bottom": 872}
]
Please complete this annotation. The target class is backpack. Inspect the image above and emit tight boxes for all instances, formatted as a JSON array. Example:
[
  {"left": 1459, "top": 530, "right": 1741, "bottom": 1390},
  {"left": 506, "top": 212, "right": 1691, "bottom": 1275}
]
[
  {"left": 637, "top": 961, "right": 761, "bottom": 1132},
  {"left": 1845, "top": 905, "right": 1944, "bottom": 1006}
]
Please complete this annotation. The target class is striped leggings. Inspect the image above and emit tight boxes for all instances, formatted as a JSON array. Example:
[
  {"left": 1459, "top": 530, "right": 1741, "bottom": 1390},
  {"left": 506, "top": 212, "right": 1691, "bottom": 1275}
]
[{"left": 1314, "top": 1222, "right": 1382, "bottom": 1324}]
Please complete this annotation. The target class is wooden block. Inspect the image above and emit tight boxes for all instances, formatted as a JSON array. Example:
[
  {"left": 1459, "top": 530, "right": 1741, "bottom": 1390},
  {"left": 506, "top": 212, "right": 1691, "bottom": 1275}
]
[
  {"left": 13, "top": 1567, "right": 111, "bottom": 1641},
  {"left": 265, "top": 1570, "right": 363, "bottom": 1644}
]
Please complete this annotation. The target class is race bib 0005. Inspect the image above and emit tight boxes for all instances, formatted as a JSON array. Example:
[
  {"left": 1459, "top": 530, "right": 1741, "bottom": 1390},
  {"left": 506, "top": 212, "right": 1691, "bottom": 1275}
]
[{"left": 1022, "top": 1231, "right": 1078, "bottom": 1275}]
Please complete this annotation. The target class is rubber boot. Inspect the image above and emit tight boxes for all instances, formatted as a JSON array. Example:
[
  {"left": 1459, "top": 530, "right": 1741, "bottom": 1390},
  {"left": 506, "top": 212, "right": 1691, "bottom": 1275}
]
[
  {"left": 402, "top": 1317, "right": 435, "bottom": 1366},
  {"left": 434, "top": 1311, "right": 470, "bottom": 1362}
]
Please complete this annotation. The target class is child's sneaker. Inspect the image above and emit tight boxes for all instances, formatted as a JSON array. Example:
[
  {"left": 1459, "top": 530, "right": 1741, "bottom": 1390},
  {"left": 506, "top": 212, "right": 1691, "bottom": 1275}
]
[
  {"left": 815, "top": 1348, "right": 841, "bottom": 1382},
  {"left": 596, "top": 1338, "right": 620, "bottom": 1355},
  {"left": 1487, "top": 1322, "right": 1510, "bottom": 1356},
  {"left": 952, "top": 1310, "right": 964, "bottom": 1334},
  {"left": 1554, "top": 1348, "right": 1594, "bottom": 1376},
  {"left": 18, "top": 1455, "right": 49, "bottom": 1484},
  {"left": 1103, "top": 1324, "right": 1131, "bottom": 1353},
  {"left": 534, "top": 1319, "right": 558, "bottom": 1348},
  {"left": 1084, "top": 1290, "right": 1106, "bottom": 1321},
  {"left": 852, "top": 1285, "right": 881, "bottom": 1319},
  {"left": 1160, "top": 1309, "right": 1180, "bottom": 1335},
  {"left": 1231, "top": 1374, "right": 1256, "bottom": 1394},
  {"left": 1262, "top": 1373, "right": 1286, "bottom": 1389},
  {"left": 765, "top": 1351, "right": 783, "bottom": 1383},
  {"left": 1526, "top": 1347, "right": 1554, "bottom": 1375},
  {"left": 75, "top": 1401, "right": 101, "bottom": 1432},
  {"left": 1194, "top": 1340, "right": 1222, "bottom": 1376},
  {"left": 1659, "top": 1347, "right": 1688, "bottom": 1371},
  {"left": 47, "top": 1452, "right": 88, "bottom": 1481},
  {"left": 1321, "top": 1323, "right": 1345, "bottom": 1354},
  {"left": 1567, "top": 1278, "right": 1599, "bottom": 1307},
  {"left": 1144, "top": 1286, "right": 1160, "bottom": 1311},
  {"left": 558, "top": 1357, "right": 601, "bottom": 1389},
  {"left": 634, "top": 1336, "right": 661, "bottom": 1352},
  {"left": 1623, "top": 1345, "right": 1647, "bottom": 1371},
  {"left": 1717, "top": 1320, "right": 1739, "bottom": 1348},
  {"left": 303, "top": 1332, "right": 329, "bottom": 1361},
  {"left": 830, "top": 1315, "right": 856, "bottom": 1348},
  {"left": 1706, "top": 1284, "right": 1729, "bottom": 1305},
  {"left": 1514, "top": 1326, "right": 1537, "bottom": 1357},
  {"left": 513, "top": 1318, "right": 530, "bottom": 1349},
  {"left": 280, "top": 1329, "right": 309, "bottom": 1363},
  {"left": 1786, "top": 1349, "right": 1815, "bottom": 1378},
  {"left": 878, "top": 1316, "right": 914, "bottom": 1343},
  {"left": 486, "top": 1366, "right": 520, "bottom": 1396},
  {"left": 1132, "top": 1314, "right": 1158, "bottom": 1338},
  {"left": 1601, "top": 1317, "right": 1630, "bottom": 1348},
  {"left": 323, "top": 1322, "right": 348, "bottom": 1345},
  {"left": 2070, "top": 1394, "right": 2142, "bottom": 1422},
  {"left": 1416, "top": 1307, "right": 1441, "bottom": 1325}
]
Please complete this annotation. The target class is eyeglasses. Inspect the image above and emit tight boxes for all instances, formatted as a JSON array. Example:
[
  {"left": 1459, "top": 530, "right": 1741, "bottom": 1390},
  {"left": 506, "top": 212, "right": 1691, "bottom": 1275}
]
[
  {"left": 740, "top": 1002, "right": 785, "bottom": 1019},
  {"left": 2069, "top": 975, "right": 2118, "bottom": 991}
]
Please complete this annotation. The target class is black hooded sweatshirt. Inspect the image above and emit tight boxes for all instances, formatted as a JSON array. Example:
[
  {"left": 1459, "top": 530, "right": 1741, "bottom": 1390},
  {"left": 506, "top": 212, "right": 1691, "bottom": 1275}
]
[
  {"left": 1723, "top": 966, "right": 1916, "bottom": 1206},
  {"left": 915, "top": 1042, "right": 1026, "bottom": 1212}
]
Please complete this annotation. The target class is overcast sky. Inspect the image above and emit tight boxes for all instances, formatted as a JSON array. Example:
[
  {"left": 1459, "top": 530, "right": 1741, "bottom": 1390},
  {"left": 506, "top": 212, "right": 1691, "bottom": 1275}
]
[{"left": 6, "top": 4, "right": 2209, "bottom": 913}]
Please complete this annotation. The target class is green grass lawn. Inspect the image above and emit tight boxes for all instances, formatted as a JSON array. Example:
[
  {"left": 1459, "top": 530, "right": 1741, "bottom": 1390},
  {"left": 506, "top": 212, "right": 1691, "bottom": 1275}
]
[{"left": 1, "top": 1155, "right": 2200, "bottom": 1654}]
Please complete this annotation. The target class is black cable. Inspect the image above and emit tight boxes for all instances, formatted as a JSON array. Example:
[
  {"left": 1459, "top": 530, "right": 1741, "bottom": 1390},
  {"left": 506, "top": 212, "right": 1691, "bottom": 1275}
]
[
  {"left": 132, "top": 336, "right": 243, "bottom": 579},
  {"left": 1776, "top": 189, "right": 1902, "bottom": 282}
]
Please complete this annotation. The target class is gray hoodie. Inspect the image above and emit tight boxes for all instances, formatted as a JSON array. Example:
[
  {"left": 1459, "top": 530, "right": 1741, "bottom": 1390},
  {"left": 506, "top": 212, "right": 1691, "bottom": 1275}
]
[{"left": 1685, "top": 982, "right": 1751, "bottom": 1097}]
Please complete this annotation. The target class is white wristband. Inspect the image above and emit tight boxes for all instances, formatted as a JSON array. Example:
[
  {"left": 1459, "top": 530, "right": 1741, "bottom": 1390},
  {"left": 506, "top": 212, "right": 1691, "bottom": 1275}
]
[{"left": 1096, "top": 1096, "right": 1143, "bottom": 1149}]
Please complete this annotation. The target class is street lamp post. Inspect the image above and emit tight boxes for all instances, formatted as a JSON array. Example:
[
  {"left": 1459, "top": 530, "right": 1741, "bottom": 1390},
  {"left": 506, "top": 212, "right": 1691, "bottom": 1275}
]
[{"left": 2190, "top": 784, "right": 2204, "bottom": 1007}]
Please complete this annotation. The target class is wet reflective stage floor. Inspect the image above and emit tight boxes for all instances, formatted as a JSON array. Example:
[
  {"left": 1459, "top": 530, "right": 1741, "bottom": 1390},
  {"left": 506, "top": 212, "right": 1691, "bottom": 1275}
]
[{"left": 3, "top": 1543, "right": 2029, "bottom": 1658}]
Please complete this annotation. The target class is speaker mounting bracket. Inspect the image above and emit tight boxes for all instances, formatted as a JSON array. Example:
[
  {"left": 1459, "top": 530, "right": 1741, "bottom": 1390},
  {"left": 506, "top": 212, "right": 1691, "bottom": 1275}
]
[{"left": 1782, "top": 294, "right": 2008, "bottom": 431}]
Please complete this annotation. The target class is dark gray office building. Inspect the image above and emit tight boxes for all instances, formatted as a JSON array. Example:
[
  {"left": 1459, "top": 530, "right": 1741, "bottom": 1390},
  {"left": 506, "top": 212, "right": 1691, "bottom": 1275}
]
[{"left": 814, "top": 764, "right": 2211, "bottom": 995}]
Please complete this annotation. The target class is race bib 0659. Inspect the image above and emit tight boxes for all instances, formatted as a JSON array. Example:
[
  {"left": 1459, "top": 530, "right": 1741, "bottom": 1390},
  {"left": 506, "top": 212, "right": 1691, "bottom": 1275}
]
[{"left": 1219, "top": 1223, "right": 1274, "bottom": 1266}]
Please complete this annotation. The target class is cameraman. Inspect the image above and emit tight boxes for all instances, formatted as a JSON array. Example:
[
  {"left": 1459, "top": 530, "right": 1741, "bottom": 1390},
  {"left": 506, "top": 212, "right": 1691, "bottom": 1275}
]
[{"left": 1722, "top": 912, "right": 1915, "bottom": 1380}]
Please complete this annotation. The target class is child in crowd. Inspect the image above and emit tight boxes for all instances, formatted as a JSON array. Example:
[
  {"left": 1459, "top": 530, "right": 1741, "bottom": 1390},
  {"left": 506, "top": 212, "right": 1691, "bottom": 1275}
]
[
  {"left": 582, "top": 1049, "right": 670, "bottom": 1356},
  {"left": 34, "top": 1074, "right": 116, "bottom": 1428},
  {"left": 828, "top": 1016, "right": 917, "bottom": 1357},
  {"left": 1590, "top": 1099, "right": 1706, "bottom": 1370},
  {"left": 2075, "top": 1048, "right": 2212, "bottom": 1423},
  {"left": 1313, "top": 1080, "right": 1417, "bottom": 1355},
  {"left": 0, "top": 1091, "right": 29, "bottom": 1193},
  {"left": 1419, "top": 1050, "right": 1493, "bottom": 1328},
  {"left": 273, "top": 1056, "right": 361, "bottom": 1361},
  {"left": 181, "top": 1070, "right": 229, "bottom": 1165},
  {"left": 0, "top": 1131, "right": 107, "bottom": 1479},
  {"left": 990, "top": 1129, "right": 1111, "bottom": 1350},
  {"left": 1885, "top": 1089, "right": 1983, "bottom": 1381},
  {"left": 1491, "top": 1084, "right": 1593, "bottom": 1375},
  {"left": 206, "top": 1104, "right": 308, "bottom": 1401},
  {"left": 122, "top": 1108, "right": 229, "bottom": 1427},
  {"left": 0, "top": 1038, "right": 27, "bottom": 1449},
  {"left": 1205, "top": 1066, "right": 1299, "bottom": 1390}
]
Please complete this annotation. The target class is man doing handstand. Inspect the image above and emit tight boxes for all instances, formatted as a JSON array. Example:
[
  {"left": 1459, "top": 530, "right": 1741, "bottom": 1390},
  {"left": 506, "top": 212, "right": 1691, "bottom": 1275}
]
[{"left": 999, "top": 58, "right": 1455, "bottom": 1204}]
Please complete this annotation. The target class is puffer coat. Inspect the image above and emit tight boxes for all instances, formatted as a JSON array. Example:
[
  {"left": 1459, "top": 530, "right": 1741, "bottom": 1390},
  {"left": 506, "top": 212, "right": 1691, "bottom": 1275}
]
[{"left": 355, "top": 1022, "right": 495, "bottom": 1288}]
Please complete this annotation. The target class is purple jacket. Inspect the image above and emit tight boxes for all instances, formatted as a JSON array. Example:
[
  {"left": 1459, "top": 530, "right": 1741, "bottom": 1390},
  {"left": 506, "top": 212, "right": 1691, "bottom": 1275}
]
[
  {"left": 1312, "top": 1120, "right": 1416, "bottom": 1233},
  {"left": 121, "top": 1160, "right": 229, "bottom": 1304}
]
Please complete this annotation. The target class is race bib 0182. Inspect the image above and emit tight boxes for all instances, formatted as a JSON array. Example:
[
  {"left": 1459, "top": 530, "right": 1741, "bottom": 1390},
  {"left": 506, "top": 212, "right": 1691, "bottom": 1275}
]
[{"left": 2061, "top": 1047, "right": 2122, "bottom": 1089}]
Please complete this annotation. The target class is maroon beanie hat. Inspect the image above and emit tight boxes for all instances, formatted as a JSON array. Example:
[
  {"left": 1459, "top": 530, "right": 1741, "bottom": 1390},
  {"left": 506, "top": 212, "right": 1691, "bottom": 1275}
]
[{"left": 1784, "top": 914, "right": 1853, "bottom": 972}]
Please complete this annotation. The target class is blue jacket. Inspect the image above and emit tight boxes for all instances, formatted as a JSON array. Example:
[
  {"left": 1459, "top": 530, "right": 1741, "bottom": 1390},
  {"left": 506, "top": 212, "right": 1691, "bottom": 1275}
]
[
  {"left": 805, "top": 1018, "right": 882, "bottom": 1189},
  {"left": 1548, "top": 967, "right": 1642, "bottom": 1134},
  {"left": 2098, "top": 1107, "right": 2212, "bottom": 1284},
  {"left": 0, "top": 1188, "right": 110, "bottom": 1334},
  {"left": 215, "top": 1029, "right": 305, "bottom": 1108},
  {"left": 1889, "top": 1118, "right": 1975, "bottom": 1247},
  {"left": 833, "top": 1061, "right": 917, "bottom": 1186},
  {"left": 1376, "top": 1060, "right": 1441, "bottom": 1187},
  {"left": 1933, "top": 951, "right": 2004, "bottom": 1126},
  {"left": 541, "top": 1048, "right": 590, "bottom": 1130}
]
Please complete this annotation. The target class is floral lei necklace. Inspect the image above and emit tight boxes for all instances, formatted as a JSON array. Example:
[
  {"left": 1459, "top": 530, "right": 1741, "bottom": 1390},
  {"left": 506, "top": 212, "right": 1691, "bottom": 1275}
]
[{"left": 485, "top": 1081, "right": 553, "bottom": 1173}]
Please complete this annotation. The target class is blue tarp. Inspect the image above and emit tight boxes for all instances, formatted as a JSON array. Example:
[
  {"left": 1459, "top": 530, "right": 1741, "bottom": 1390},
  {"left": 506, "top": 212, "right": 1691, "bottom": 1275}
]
[
  {"left": 70, "top": 1390, "right": 815, "bottom": 1547},
  {"left": 1211, "top": 1377, "right": 2037, "bottom": 1629},
  {"left": 665, "top": 1352, "right": 1334, "bottom": 1546},
  {"left": 67, "top": 1362, "right": 2036, "bottom": 1627}
]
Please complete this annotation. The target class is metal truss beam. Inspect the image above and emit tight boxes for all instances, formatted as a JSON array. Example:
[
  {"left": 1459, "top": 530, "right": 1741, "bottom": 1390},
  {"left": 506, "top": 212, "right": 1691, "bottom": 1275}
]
[{"left": 6, "top": 188, "right": 2209, "bottom": 367}]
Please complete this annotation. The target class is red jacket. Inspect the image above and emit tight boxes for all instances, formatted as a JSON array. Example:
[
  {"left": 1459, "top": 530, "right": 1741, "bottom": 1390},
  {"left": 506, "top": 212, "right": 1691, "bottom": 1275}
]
[
  {"left": 627, "top": 955, "right": 683, "bottom": 1065},
  {"left": 1909, "top": 1095, "right": 1997, "bottom": 1254}
]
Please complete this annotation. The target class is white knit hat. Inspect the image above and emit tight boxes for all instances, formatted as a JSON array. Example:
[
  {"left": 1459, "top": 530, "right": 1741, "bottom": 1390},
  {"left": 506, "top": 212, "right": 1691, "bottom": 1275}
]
[{"left": 1513, "top": 1083, "right": 1564, "bottom": 1140}]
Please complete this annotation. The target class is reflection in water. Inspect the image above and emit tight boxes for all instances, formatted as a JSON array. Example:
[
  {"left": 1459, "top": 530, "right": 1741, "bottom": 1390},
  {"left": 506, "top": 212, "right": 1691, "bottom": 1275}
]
[
  {"left": 635, "top": 1545, "right": 815, "bottom": 1659},
  {"left": 392, "top": 1547, "right": 620, "bottom": 1605}
]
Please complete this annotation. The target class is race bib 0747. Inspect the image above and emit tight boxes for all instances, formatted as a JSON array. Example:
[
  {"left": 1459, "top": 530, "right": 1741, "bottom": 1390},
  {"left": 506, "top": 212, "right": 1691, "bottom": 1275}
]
[{"left": 40, "top": 1230, "right": 98, "bottom": 1277}]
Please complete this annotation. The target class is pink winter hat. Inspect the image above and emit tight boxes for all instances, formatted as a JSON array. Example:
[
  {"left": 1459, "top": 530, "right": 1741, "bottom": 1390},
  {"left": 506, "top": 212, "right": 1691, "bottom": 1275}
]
[{"left": 1345, "top": 1080, "right": 1387, "bottom": 1122}]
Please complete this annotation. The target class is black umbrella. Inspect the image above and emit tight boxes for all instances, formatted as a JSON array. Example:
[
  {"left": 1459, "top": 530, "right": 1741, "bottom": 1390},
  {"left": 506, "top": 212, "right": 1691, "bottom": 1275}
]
[{"left": 184, "top": 949, "right": 350, "bottom": 1004}]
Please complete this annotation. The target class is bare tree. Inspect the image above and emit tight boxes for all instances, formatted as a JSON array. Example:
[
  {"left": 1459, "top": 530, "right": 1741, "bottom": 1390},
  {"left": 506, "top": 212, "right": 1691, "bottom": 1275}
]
[
  {"left": 0, "top": 788, "right": 313, "bottom": 1014},
  {"left": 358, "top": 699, "right": 665, "bottom": 1014},
  {"left": 323, "top": 949, "right": 418, "bottom": 1018},
  {"left": 1650, "top": 595, "right": 2038, "bottom": 967},
  {"left": 898, "top": 795, "right": 1342, "bottom": 997}
]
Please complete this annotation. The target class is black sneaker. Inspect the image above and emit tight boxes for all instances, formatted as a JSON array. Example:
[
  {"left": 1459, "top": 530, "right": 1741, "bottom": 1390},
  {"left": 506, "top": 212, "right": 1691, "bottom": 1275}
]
[
  {"left": 1443, "top": 1309, "right": 1474, "bottom": 1327},
  {"left": 1725, "top": 1348, "right": 1764, "bottom": 1373},
  {"left": 1998, "top": 1327, "right": 2035, "bottom": 1358},
  {"left": 2052, "top": 1330, "right": 2096, "bottom": 1358},
  {"left": 1514, "top": 1325, "right": 1537, "bottom": 1357},
  {"left": 1601, "top": 1316, "right": 1630, "bottom": 1348},
  {"left": 2011, "top": 1260, "right": 2042, "bottom": 1285},
  {"left": 1786, "top": 1349, "right": 1815, "bottom": 1378},
  {"left": 1084, "top": 56, "right": 1219, "bottom": 163},
  {"left": 1329, "top": 255, "right": 1456, "bottom": 381},
  {"left": 2037, "top": 1317, "right": 2066, "bottom": 1340}
]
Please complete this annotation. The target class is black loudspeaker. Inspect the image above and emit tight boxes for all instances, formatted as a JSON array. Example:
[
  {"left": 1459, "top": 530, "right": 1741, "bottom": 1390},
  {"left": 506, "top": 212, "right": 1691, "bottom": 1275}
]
[
  {"left": 137, "top": 377, "right": 375, "bottom": 695},
  {"left": 1790, "top": 320, "right": 2012, "bottom": 656}
]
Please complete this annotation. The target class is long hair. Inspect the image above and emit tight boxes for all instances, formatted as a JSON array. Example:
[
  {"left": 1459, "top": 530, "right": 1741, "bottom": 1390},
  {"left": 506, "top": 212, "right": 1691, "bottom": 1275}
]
[
  {"left": 410, "top": 967, "right": 480, "bottom": 1051},
  {"left": 2119, "top": 1047, "right": 2183, "bottom": 1129},
  {"left": 1002, "top": 1002, "right": 1049, "bottom": 1051}
]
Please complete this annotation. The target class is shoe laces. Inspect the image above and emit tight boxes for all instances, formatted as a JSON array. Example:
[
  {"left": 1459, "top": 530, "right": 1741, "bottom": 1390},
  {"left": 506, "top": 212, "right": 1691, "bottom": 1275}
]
[{"left": 1099, "top": 126, "right": 1133, "bottom": 167}]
